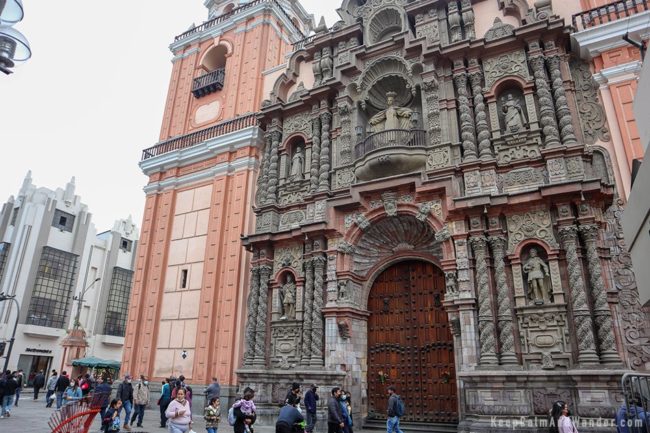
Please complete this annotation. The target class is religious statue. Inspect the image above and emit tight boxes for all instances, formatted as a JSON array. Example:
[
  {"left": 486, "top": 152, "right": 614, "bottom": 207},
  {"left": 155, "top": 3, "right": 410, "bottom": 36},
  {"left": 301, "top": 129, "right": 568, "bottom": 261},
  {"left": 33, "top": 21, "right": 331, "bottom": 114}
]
[
  {"left": 337, "top": 280, "right": 349, "bottom": 302},
  {"left": 523, "top": 248, "right": 551, "bottom": 304},
  {"left": 501, "top": 93, "right": 527, "bottom": 133},
  {"left": 280, "top": 274, "right": 297, "bottom": 319},
  {"left": 289, "top": 147, "right": 304, "bottom": 181},
  {"left": 368, "top": 91, "right": 414, "bottom": 133}
]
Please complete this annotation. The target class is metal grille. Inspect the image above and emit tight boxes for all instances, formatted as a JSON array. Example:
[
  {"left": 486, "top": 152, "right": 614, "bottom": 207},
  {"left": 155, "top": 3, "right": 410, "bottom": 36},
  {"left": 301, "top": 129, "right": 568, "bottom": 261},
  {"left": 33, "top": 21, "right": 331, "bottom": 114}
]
[
  {"left": 619, "top": 373, "right": 650, "bottom": 432},
  {"left": 27, "top": 247, "right": 78, "bottom": 328},
  {"left": 103, "top": 267, "right": 133, "bottom": 337}
]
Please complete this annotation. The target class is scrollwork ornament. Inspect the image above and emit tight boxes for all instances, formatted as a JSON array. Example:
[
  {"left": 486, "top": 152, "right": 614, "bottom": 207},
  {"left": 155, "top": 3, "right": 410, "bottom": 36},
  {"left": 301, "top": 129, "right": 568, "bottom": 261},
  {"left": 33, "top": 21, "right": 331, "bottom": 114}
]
[{"left": 570, "top": 60, "right": 610, "bottom": 144}]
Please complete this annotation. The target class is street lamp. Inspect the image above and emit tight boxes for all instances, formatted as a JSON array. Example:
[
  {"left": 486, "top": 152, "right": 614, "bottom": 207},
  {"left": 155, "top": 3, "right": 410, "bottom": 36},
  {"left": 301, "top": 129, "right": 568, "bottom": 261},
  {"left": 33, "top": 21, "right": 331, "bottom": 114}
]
[
  {"left": 0, "top": 0, "right": 30, "bottom": 75},
  {"left": 0, "top": 0, "right": 24, "bottom": 25},
  {"left": 0, "top": 292, "right": 20, "bottom": 372},
  {"left": 73, "top": 277, "right": 101, "bottom": 330}
]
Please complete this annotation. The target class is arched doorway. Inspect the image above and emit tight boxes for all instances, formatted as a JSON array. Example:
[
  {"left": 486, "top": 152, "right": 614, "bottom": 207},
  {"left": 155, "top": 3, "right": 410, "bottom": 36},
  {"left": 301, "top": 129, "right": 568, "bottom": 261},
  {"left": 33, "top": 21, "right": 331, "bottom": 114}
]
[{"left": 367, "top": 260, "right": 457, "bottom": 424}]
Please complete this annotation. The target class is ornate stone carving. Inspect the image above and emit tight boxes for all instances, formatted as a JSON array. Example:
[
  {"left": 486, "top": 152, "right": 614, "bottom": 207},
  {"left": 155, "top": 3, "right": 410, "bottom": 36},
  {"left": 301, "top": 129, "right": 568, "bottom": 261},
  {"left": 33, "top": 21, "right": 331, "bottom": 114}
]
[
  {"left": 256, "top": 135, "right": 271, "bottom": 206},
  {"left": 484, "top": 17, "right": 515, "bottom": 41},
  {"left": 278, "top": 210, "right": 305, "bottom": 231},
  {"left": 266, "top": 130, "right": 281, "bottom": 204},
  {"left": 570, "top": 60, "right": 610, "bottom": 145},
  {"left": 283, "top": 112, "right": 311, "bottom": 138},
  {"left": 518, "top": 310, "right": 570, "bottom": 368},
  {"left": 354, "top": 214, "right": 371, "bottom": 232},
  {"left": 301, "top": 258, "right": 314, "bottom": 364},
  {"left": 566, "top": 157, "right": 584, "bottom": 179},
  {"left": 310, "top": 256, "right": 326, "bottom": 365},
  {"left": 289, "top": 147, "right": 305, "bottom": 181},
  {"left": 381, "top": 191, "right": 398, "bottom": 217},
  {"left": 501, "top": 167, "right": 545, "bottom": 193},
  {"left": 523, "top": 248, "right": 551, "bottom": 304},
  {"left": 483, "top": 50, "right": 528, "bottom": 89},
  {"left": 354, "top": 56, "right": 416, "bottom": 110},
  {"left": 288, "top": 82, "right": 306, "bottom": 102},
  {"left": 256, "top": 211, "right": 279, "bottom": 232},
  {"left": 273, "top": 245, "right": 304, "bottom": 277},
  {"left": 506, "top": 210, "right": 558, "bottom": 252},
  {"left": 528, "top": 48, "right": 561, "bottom": 147},
  {"left": 533, "top": 389, "right": 572, "bottom": 415},
  {"left": 416, "top": 200, "right": 443, "bottom": 221},
  {"left": 469, "top": 66, "right": 493, "bottom": 160},
  {"left": 270, "top": 323, "right": 301, "bottom": 368},
  {"left": 279, "top": 273, "right": 297, "bottom": 320},
  {"left": 426, "top": 147, "right": 450, "bottom": 170},
  {"left": 447, "top": 1, "right": 462, "bottom": 43},
  {"left": 470, "top": 236, "right": 499, "bottom": 365},
  {"left": 320, "top": 47, "right": 333, "bottom": 82},
  {"left": 243, "top": 266, "right": 260, "bottom": 365},
  {"left": 501, "top": 93, "right": 527, "bottom": 134},
  {"left": 278, "top": 191, "right": 305, "bottom": 206},
  {"left": 488, "top": 236, "right": 517, "bottom": 364},
  {"left": 337, "top": 280, "right": 351, "bottom": 302},
  {"left": 253, "top": 265, "right": 272, "bottom": 364},
  {"left": 318, "top": 111, "right": 332, "bottom": 192},
  {"left": 309, "top": 116, "right": 321, "bottom": 193},
  {"left": 312, "top": 51, "right": 322, "bottom": 86},
  {"left": 337, "top": 241, "right": 355, "bottom": 255},
  {"left": 460, "top": 0, "right": 476, "bottom": 40},
  {"left": 422, "top": 77, "right": 442, "bottom": 145},
  {"left": 337, "top": 319, "right": 351, "bottom": 340},
  {"left": 453, "top": 69, "right": 478, "bottom": 161},
  {"left": 334, "top": 166, "right": 355, "bottom": 189},
  {"left": 445, "top": 271, "right": 458, "bottom": 295},
  {"left": 368, "top": 92, "right": 415, "bottom": 133},
  {"left": 338, "top": 102, "right": 353, "bottom": 164},
  {"left": 545, "top": 48, "right": 577, "bottom": 145},
  {"left": 415, "top": 10, "right": 440, "bottom": 45}
]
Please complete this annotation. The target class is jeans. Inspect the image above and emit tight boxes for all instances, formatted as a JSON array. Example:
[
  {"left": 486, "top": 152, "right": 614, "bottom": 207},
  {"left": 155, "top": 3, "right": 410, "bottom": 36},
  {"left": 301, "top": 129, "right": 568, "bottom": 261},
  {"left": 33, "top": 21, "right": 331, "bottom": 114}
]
[
  {"left": 14, "top": 387, "right": 21, "bottom": 405},
  {"left": 306, "top": 412, "right": 317, "bottom": 433},
  {"left": 386, "top": 416, "right": 404, "bottom": 433},
  {"left": 118, "top": 400, "right": 133, "bottom": 426},
  {"left": 1, "top": 395, "right": 14, "bottom": 416},
  {"left": 131, "top": 403, "right": 146, "bottom": 426},
  {"left": 168, "top": 423, "right": 189, "bottom": 433},
  {"left": 56, "top": 391, "right": 65, "bottom": 409},
  {"left": 45, "top": 390, "right": 54, "bottom": 407},
  {"left": 207, "top": 428, "right": 217, "bottom": 433}
]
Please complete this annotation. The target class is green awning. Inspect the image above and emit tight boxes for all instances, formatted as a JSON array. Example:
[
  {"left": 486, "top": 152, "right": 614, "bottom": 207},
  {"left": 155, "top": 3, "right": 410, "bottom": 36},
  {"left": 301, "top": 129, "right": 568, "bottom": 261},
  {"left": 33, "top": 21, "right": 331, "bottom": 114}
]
[{"left": 72, "top": 356, "right": 121, "bottom": 369}]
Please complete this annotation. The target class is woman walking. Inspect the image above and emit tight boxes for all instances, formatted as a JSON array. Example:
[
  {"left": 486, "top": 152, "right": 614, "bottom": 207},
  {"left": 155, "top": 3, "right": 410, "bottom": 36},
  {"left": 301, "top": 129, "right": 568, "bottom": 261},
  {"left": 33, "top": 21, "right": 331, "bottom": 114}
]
[
  {"left": 204, "top": 396, "right": 220, "bottom": 433},
  {"left": 549, "top": 401, "right": 578, "bottom": 433},
  {"left": 160, "top": 378, "right": 172, "bottom": 428},
  {"left": 64, "top": 378, "right": 83, "bottom": 403},
  {"left": 165, "top": 388, "right": 192, "bottom": 433},
  {"left": 233, "top": 387, "right": 257, "bottom": 433}
]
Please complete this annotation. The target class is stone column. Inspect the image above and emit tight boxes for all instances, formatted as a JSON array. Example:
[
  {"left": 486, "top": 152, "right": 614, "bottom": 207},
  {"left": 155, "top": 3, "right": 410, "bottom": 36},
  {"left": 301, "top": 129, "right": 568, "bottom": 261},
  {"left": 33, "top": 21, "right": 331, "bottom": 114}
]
[
  {"left": 301, "top": 258, "right": 314, "bottom": 365},
  {"left": 545, "top": 51, "right": 577, "bottom": 145},
  {"left": 422, "top": 76, "right": 442, "bottom": 145},
  {"left": 488, "top": 236, "right": 518, "bottom": 365},
  {"left": 453, "top": 66, "right": 478, "bottom": 162},
  {"left": 469, "top": 236, "right": 498, "bottom": 365},
  {"left": 257, "top": 135, "right": 272, "bottom": 205},
  {"left": 558, "top": 226, "right": 599, "bottom": 364},
  {"left": 253, "top": 265, "right": 272, "bottom": 365},
  {"left": 468, "top": 66, "right": 493, "bottom": 160},
  {"left": 310, "top": 255, "right": 326, "bottom": 365},
  {"left": 318, "top": 111, "right": 332, "bottom": 192},
  {"left": 447, "top": 1, "right": 462, "bottom": 43},
  {"left": 243, "top": 266, "right": 260, "bottom": 365},
  {"left": 310, "top": 116, "right": 321, "bottom": 194},
  {"left": 460, "top": 0, "right": 476, "bottom": 40},
  {"left": 579, "top": 224, "right": 620, "bottom": 364},
  {"left": 528, "top": 47, "right": 561, "bottom": 147},
  {"left": 338, "top": 103, "right": 352, "bottom": 165},
  {"left": 266, "top": 131, "right": 281, "bottom": 205}
]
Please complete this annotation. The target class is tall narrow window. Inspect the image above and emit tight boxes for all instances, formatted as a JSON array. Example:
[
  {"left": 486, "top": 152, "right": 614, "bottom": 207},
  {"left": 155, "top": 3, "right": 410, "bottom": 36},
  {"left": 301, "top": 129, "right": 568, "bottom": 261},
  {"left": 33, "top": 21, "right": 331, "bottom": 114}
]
[
  {"left": 103, "top": 267, "right": 133, "bottom": 337},
  {"left": 180, "top": 269, "right": 188, "bottom": 289}
]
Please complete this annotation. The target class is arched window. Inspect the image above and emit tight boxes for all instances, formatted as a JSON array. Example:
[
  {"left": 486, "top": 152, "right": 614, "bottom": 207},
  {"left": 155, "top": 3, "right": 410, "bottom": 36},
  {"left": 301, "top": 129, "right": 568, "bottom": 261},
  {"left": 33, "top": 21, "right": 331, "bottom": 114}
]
[
  {"left": 223, "top": 3, "right": 235, "bottom": 14},
  {"left": 193, "top": 44, "right": 228, "bottom": 98}
]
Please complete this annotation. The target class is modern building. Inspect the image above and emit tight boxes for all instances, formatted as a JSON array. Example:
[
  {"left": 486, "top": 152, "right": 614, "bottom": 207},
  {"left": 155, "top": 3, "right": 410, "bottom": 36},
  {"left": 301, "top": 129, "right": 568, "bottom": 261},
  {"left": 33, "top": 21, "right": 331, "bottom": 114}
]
[
  {"left": 0, "top": 172, "right": 138, "bottom": 381},
  {"left": 124, "top": 0, "right": 650, "bottom": 431}
]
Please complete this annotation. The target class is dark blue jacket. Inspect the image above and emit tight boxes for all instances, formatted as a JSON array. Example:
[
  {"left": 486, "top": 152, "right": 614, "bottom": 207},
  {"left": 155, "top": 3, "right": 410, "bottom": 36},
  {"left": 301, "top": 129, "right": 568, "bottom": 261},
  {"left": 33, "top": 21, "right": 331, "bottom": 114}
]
[
  {"left": 277, "top": 405, "right": 304, "bottom": 426},
  {"left": 616, "top": 403, "right": 648, "bottom": 433},
  {"left": 304, "top": 390, "right": 319, "bottom": 414}
]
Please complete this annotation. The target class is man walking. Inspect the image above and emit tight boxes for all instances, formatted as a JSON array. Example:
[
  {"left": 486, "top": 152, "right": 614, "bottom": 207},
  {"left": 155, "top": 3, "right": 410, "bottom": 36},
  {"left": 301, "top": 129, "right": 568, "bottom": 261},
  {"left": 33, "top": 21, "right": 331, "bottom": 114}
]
[
  {"left": 304, "top": 384, "right": 319, "bottom": 433},
  {"left": 33, "top": 370, "right": 45, "bottom": 400},
  {"left": 131, "top": 375, "right": 149, "bottom": 428},
  {"left": 159, "top": 378, "right": 172, "bottom": 428},
  {"left": 95, "top": 375, "right": 113, "bottom": 421},
  {"left": 0, "top": 371, "right": 18, "bottom": 418},
  {"left": 117, "top": 374, "right": 134, "bottom": 431},
  {"left": 14, "top": 369, "right": 23, "bottom": 406},
  {"left": 206, "top": 377, "right": 221, "bottom": 403},
  {"left": 327, "top": 387, "right": 344, "bottom": 433},
  {"left": 55, "top": 371, "right": 70, "bottom": 409},
  {"left": 386, "top": 386, "right": 404, "bottom": 433},
  {"left": 45, "top": 370, "right": 58, "bottom": 407}
]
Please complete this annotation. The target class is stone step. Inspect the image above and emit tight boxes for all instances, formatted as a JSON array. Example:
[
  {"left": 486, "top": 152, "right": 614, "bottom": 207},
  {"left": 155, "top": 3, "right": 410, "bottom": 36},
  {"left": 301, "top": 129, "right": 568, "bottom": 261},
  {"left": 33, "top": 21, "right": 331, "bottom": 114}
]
[{"left": 363, "top": 419, "right": 458, "bottom": 433}]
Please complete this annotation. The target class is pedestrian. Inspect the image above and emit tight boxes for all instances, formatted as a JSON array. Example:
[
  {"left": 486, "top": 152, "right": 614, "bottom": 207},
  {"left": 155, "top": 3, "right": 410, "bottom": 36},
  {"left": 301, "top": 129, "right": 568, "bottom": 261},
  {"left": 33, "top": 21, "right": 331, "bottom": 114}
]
[
  {"left": 103, "top": 399, "right": 123, "bottom": 433},
  {"left": 285, "top": 383, "right": 301, "bottom": 407},
  {"left": 339, "top": 391, "right": 352, "bottom": 433},
  {"left": 55, "top": 371, "right": 71, "bottom": 409},
  {"left": 386, "top": 386, "right": 404, "bottom": 433},
  {"left": 131, "top": 375, "right": 150, "bottom": 428},
  {"left": 64, "top": 378, "right": 83, "bottom": 403},
  {"left": 327, "top": 387, "right": 344, "bottom": 433},
  {"left": 1, "top": 371, "right": 18, "bottom": 418},
  {"left": 206, "top": 377, "right": 221, "bottom": 403},
  {"left": 117, "top": 374, "right": 135, "bottom": 431},
  {"left": 96, "top": 375, "right": 113, "bottom": 420},
  {"left": 159, "top": 378, "right": 172, "bottom": 428},
  {"left": 616, "top": 393, "right": 649, "bottom": 433},
  {"left": 550, "top": 400, "right": 578, "bottom": 433},
  {"left": 33, "top": 370, "right": 45, "bottom": 400},
  {"left": 165, "top": 388, "right": 192, "bottom": 433},
  {"left": 80, "top": 373, "right": 92, "bottom": 396},
  {"left": 45, "top": 370, "right": 58, "bottom": 407},
  {"left": 233, "top": 387, "right": 257, "bottom": 433},
  {"left": 204, "top": 396, "right": 220, "bottom": 433},
  {"left": 14, "top": 369, "right": 23, "bottom": 406},
  {"left": 303, "top": 384, "right": 319, "bottom": 433},
  {"left": 276, "top": 400, "right": 304, "bottom": 433}
]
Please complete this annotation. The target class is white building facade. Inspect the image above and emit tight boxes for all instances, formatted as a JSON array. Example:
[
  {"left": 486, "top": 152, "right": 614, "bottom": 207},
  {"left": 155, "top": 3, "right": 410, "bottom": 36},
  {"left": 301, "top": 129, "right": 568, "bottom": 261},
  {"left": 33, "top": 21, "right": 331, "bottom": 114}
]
[{"left": 0, "top": 172, "right": 138, "bottom": 382}]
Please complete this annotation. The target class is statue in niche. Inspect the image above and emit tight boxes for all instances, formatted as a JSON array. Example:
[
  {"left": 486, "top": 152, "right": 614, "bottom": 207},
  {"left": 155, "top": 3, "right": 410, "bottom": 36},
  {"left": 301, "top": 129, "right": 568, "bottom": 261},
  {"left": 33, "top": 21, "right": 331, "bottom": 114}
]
[
  {"left": 368, "top": 91, "right": 414, "bottom": 133},
  {"left": 337, "top": 280, "right": 349, "bottom": 302},
  {"left": 523, "top": 248, "right": 551, "bottom": 304},
  {"left": 289, "top": 147, "right": 304, "bottom": 181},
  {"left": 501, "top": 93, "right": 527, "bottom": 134},
  {"left": 280, "top": 274, "right": 297, "bottom": 320}
]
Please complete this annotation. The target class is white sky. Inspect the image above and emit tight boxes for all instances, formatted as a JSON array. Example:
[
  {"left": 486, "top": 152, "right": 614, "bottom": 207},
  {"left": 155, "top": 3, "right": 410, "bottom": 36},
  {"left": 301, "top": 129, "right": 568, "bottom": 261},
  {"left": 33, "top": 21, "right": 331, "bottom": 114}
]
[{"left": 0, "top": 1, "right": 339, "bottom": 231}]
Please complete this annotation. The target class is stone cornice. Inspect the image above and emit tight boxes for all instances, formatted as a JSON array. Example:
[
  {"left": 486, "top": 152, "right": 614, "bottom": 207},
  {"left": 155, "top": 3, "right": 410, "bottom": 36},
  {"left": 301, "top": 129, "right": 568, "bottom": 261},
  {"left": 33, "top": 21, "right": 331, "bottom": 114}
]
[
  {"left": 571, "top": 11, "right": 650, "bottom": 60},
  {"left": 593, "top": 60, "right": 643, "bottom": 85}
]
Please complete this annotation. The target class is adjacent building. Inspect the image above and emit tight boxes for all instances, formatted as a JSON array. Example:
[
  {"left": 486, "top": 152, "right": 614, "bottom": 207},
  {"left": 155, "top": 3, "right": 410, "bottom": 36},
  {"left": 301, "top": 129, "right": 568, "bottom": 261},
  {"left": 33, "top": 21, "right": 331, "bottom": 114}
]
[{"left": 0, "top": 172, "right": 138, "bottom": 381}]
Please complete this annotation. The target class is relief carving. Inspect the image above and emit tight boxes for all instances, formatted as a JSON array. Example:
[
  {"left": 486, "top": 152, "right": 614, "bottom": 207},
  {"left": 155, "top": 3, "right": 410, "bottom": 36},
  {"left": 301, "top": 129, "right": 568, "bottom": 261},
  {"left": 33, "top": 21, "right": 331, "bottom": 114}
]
[
  {"left": 334, "top": 166, "right": 356, "bottom": 189},
  {"left": 283, "top": 112, "right": 311, "bottom": 138},
  {"left": 506, "top": 210, "right": 558, "bottom": 252},
  {"left": 484, "top": 17, "right": 515, "bottom": 41},
  {"left": 571, "top": 59, "right": 610, "bottom": 145},
  {"left": 273, "top": 245, "right": 304, "bottom": 277},
  {"left": 483, "top": 50, "right": 528, "bottom": 89}
]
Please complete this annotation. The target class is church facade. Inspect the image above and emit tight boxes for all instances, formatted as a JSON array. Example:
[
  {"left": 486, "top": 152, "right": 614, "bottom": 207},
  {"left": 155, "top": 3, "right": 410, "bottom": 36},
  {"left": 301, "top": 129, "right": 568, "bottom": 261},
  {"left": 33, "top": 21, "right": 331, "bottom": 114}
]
[{"left": 123, "top": 0, "right": 650, "bottom": 431}]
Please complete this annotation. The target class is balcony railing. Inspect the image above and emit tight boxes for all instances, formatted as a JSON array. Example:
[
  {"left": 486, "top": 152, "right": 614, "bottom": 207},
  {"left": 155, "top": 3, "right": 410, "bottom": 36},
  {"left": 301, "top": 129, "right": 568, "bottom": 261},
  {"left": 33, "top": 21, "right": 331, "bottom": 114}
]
[
  {"left": 174, "top": 0, "right": 304, "bottom": 42},
  {"left": 292, "top": 34, "right": 317, "bottom": 51},
  {"left": 141, "top": 113, "right": 259, "bottom": 161},
  {"left": 354, "top": 129, "right": 427, "bottom": 160},
  {"left": 572, "top": 0, "right": 649, "bottom": 31},
  {"left": 192, "top": 68, "right": 225, "bottom": 98}
]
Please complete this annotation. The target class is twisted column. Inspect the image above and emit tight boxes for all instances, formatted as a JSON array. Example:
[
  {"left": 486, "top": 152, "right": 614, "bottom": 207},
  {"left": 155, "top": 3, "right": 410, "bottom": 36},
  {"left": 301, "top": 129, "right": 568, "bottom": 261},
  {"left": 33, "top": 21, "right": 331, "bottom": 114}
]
[
  {"left": 318, "top": 111, "right": 332, "bottom": 192},
  {"left": 301, "top": 259, "right": 315, "bottom": 365},
  {"left": 243, "top": 266, "right": 260, "bottom": 365},
  {"left": 558, "top": 226, "right": 599, "bottom": 364},
  {"left": 469, "top": 69, "right": 493, "bottom": 160},
  {"left": 579, "top": 224, "right": 620, "bottom": 364},
  {"left": 309, "top": 117, "right": 321, "bottom": 194},
  {"left": 469, "top": 236, "right": 498, "bottom": 365},
  {"left": 528, "top": 54, "right": 561, "bottom": 147},
  {"left": 266, "top": 131, "right": 281, "bottom": 205},
  {"left": 253, "top": 265, "right": 272, "bottom": 365},
  {"left": 453, "top": 71, "right": 478, "bottom": 161},
  {"left": 546, "top": 54, "right": 577, "bottom": 145},
  {"left": 488, "top": 236, "right": 518, "bottom": 365},
  {"left": 310, "top": 255, "right": 326, "bottom": 365},
  {"left": 257, "top": 135, "right": 272, "bottom": 205}
]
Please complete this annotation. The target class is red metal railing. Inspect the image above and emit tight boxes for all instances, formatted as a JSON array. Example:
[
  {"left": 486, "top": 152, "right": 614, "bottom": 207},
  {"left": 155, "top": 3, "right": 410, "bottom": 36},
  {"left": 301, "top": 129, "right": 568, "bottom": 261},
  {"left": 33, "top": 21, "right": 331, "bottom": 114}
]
[
  {"left": 354, "top": 129, "right": 427, "bottom": 160},
  {"left": 48, "top": 392, "right": 110, "bottom": 433},
  {"left": 572, "top": 0, "right": 649, "bottom": 31},
  {"left": 142, "top": 113, "right": 259, "bottom": 161},
  {"left": 175, "top": 0, "right": 304, "bottom": 42}
]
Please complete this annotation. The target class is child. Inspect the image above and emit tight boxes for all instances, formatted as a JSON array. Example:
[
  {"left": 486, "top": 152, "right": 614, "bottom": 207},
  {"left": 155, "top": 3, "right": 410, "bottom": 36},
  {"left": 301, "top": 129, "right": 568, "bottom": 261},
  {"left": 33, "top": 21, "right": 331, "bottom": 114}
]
[
  {"left": 233, "top": 398, "right": 256, "bottom": 433},
  {"left": 103, "top": 399, "right": 123, "bottom": 433},
  {"left": 204, "top": 397, "right": 220, "bottom": 433}
]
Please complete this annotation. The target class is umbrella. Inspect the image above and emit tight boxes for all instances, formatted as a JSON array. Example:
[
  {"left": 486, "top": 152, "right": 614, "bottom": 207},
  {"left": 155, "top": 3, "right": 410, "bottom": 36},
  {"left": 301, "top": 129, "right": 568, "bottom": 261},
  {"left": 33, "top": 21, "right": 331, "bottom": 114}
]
[{"left": 72, "top": 356, "right": 121, "bottom": 369}]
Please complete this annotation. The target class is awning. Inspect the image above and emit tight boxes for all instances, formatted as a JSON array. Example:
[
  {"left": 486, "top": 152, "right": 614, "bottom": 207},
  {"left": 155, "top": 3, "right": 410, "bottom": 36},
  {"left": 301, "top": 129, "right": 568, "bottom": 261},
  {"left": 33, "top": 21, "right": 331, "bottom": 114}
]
[{"left": 71, "top": 356, "right": 121, "bottom": 369}]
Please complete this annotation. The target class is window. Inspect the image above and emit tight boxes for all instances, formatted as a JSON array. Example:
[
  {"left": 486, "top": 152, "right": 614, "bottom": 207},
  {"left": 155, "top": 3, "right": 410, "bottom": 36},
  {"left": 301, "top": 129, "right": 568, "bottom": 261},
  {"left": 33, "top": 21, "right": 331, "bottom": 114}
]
[
  {"left": 103, "top": 267, "right": 133, "bottom": 337},
  {"left": 52, "top": 210, "right": 75, "bottom": 232},
  {"left": 120, "top": 238, "right": 133, "bottom": 252},
  {"left": 26, "top": 247, "right": 78, "bottom": 328},
  {"left": 10, "top": 207, "right": 19, "bottom": 226},
  {"left": 0, "top": 242, "right": 9, "bottom": 285},
  {"left": 180, "top": 269, "right": 188, "bottom": 289}
]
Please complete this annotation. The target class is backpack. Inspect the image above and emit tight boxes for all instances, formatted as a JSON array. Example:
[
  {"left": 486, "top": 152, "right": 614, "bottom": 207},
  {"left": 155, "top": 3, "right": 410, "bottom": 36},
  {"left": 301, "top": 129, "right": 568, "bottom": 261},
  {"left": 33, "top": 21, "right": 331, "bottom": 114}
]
[
  {"left": 228, "top": 405, "right": 237, "bottom": 426},
  {"left": 395, "top": 396, "right": 405, "bottom": 418}
]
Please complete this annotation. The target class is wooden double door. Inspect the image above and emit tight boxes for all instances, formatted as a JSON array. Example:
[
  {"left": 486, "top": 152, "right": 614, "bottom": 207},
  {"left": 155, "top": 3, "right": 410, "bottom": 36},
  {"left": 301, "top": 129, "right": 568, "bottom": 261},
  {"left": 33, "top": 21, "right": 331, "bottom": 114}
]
[{"left": 367, "top": 260, "right": 458, "bottom": 424}]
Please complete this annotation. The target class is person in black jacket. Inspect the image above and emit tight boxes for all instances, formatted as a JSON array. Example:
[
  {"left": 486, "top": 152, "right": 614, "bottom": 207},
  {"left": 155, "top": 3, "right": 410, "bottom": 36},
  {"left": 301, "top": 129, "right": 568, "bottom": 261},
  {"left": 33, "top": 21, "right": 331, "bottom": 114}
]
[
  {"left": 33, "top": 370, "right": 46, "bottom": 400},
  {"left": 95, "top": 375, "right": 113, "bottom": 421},
  {"left": 276, "top": 401, "right": 304, "bottom": 433},
  {"left": 233, "top": 387, "right": 257, "bottom": 433},
  {"left": 327, "top": 387, "right": 344, "bottom": 433},
  {"left": 55, "top": 371, "right": 71, "bottom": 409},
  {"left": 1, "top": 371, "right": 18, "bottom": 418},
  {"left": 303, "top": 385, "right": 319, "bottom": 433},
  {"left": 116, "top": 374, "right": 134, "bottom": 431}
]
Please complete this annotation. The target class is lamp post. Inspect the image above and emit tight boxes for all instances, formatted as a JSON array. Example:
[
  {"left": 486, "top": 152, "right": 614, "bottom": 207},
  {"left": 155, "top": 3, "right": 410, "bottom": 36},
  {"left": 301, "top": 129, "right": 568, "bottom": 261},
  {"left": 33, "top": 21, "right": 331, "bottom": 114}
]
[
  {"left": 0, "top": 0, "right": 31, "bottom": 75},
  {"left": 0, "top": 292, "right": 20, "bottom": 372},
  {"left": 73, "top": 278, "right": 101, "bottom": 330}
]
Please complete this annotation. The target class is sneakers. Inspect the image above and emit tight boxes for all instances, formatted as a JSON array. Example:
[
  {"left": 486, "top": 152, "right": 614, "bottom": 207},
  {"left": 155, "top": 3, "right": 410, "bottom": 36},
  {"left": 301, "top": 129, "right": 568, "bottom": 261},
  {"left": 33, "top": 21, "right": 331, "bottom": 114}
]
[{"left": 124, "top": 425, "right": 132, "bottom": 431}]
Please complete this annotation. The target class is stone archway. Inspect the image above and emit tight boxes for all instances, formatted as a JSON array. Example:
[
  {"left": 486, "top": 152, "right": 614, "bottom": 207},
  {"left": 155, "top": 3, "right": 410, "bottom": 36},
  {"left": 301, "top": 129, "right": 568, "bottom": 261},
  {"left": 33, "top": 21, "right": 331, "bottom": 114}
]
[{"left": 366, "top": 260, "right": 458, "bottom": 425}]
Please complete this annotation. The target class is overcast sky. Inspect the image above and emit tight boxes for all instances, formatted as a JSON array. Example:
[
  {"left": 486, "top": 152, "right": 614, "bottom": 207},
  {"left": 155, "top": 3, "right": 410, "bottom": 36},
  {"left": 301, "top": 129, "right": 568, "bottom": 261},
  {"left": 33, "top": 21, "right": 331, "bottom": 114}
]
[{"left": 0, "top": 1, "right": 339, "bottom": 232}]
